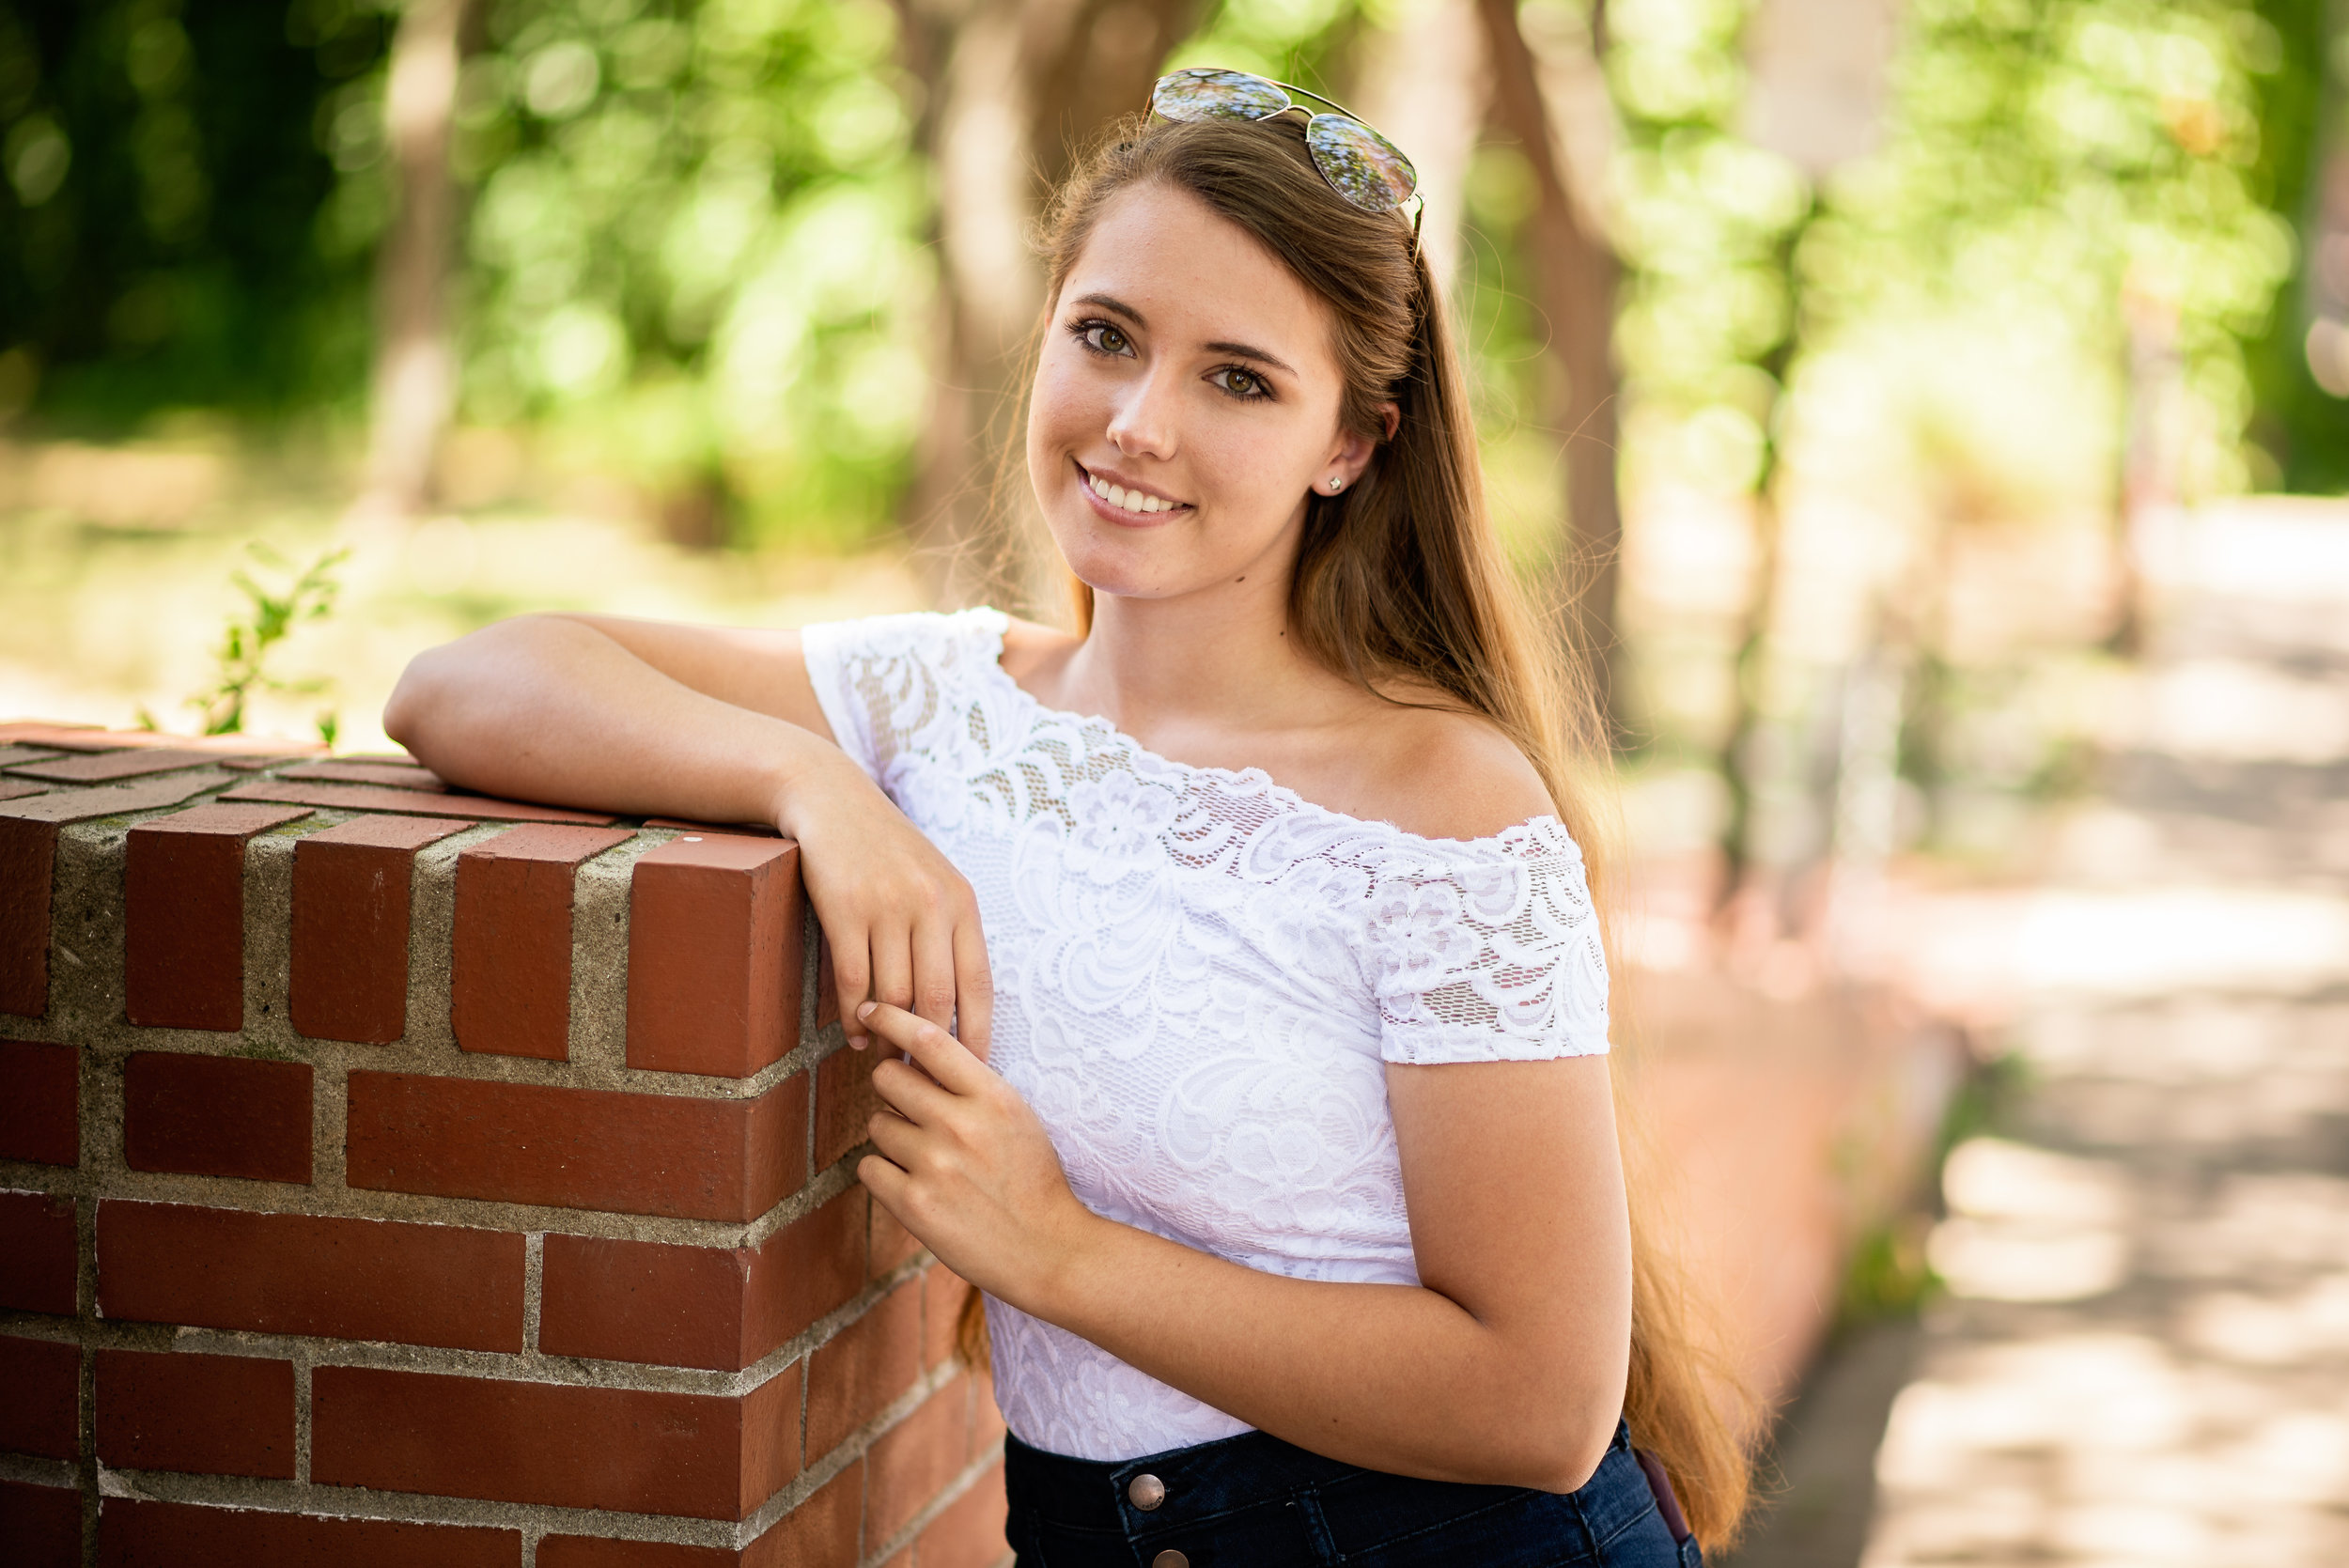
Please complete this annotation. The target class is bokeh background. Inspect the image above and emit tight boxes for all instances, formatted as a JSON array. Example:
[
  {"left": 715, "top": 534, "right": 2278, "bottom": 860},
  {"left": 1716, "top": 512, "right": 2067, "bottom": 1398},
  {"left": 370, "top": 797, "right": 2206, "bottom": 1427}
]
[{"left": 5, "top": 1, "right": 2349, "bottom": 1561}]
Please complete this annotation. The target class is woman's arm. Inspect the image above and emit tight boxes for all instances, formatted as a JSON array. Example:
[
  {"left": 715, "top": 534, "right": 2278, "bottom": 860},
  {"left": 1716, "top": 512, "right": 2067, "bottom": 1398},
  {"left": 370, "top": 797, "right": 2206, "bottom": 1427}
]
[
  {"left": 382, "top": 615, "right": 992, "bottom": 1050},
  {"left": 855, "top": 1002, "right": 1633, "bottom": 1492}
]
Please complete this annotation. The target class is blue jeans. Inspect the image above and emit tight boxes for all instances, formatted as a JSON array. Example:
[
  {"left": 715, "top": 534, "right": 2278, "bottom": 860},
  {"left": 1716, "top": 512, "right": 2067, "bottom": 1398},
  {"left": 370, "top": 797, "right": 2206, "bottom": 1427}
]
[{"left": 1003, "top": 1420, "right": 1703, "bottom": 1567}]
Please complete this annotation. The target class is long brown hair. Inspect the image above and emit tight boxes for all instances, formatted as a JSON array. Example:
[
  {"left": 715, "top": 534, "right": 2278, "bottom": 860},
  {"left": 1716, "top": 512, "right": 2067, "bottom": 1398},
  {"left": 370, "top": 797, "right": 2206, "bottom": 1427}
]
[{"left": 963, "top": 109, "right": 1754, "bottom": 1546}]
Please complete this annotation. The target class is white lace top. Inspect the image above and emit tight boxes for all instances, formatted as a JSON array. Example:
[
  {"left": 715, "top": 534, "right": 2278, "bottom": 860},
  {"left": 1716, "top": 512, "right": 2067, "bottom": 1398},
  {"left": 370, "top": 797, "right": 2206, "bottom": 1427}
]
[{"left": 801, "top": 609, "right": 1610, "bottom": 1461}]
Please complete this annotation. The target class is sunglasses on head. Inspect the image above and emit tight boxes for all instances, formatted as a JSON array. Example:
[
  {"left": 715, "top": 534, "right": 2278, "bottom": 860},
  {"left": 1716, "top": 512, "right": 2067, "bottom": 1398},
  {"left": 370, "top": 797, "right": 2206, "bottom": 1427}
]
[{"left": 1149, "top": 68, "right": 1423, "bottom": 248}]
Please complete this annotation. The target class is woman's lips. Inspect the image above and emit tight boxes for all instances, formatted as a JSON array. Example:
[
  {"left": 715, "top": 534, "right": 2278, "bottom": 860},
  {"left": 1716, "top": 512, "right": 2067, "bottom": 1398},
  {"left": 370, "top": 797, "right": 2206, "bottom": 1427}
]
[{"left": 1076, "top": 461, "right": 1189, "bottom": 522}]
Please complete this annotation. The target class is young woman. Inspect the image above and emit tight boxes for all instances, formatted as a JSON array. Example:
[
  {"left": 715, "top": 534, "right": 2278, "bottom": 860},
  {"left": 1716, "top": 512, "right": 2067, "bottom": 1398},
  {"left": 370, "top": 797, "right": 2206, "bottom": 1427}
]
[{"left": 387, "top": 72, "right": 1748, "bottom": 1566}]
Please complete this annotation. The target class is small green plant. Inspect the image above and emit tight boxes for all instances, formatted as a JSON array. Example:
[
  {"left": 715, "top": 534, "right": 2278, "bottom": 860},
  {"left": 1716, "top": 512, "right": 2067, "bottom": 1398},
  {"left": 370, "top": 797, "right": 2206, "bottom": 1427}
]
[{"left": 145, "top": 543, "right": 350, "bottom": 741}]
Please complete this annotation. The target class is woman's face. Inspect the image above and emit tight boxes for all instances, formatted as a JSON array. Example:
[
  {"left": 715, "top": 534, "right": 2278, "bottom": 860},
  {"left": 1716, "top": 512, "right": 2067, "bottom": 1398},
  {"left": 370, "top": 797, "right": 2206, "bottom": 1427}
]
[{"left": 1026, "top": 180, "right": 1375, "bottom": 605}]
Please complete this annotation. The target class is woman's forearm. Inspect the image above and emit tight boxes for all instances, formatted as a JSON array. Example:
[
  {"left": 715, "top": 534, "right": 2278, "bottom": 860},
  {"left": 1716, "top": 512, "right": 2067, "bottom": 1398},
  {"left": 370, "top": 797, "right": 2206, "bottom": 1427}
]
[
  {"left": 1022, "top": 1216, "right": 1624, "bottom": 1493},
  {"left": 383, "top": 616, "right": 843, "bottom": 829}
]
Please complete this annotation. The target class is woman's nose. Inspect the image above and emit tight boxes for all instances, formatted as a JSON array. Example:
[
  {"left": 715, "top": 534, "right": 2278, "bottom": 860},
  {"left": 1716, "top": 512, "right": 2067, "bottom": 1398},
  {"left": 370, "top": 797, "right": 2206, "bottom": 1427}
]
[{"left": 1106, "top": 372, "right": 1179, "bottom": 460}]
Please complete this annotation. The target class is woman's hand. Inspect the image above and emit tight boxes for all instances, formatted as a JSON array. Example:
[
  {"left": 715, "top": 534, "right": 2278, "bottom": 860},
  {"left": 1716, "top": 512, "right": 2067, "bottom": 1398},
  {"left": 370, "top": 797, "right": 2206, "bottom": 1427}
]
[
  {"left": 775, "top": 763, "right": 993, "bottom": 1057},
  {"left": 852, "top": 1001, "right": 1098, "bottom": 1306}
]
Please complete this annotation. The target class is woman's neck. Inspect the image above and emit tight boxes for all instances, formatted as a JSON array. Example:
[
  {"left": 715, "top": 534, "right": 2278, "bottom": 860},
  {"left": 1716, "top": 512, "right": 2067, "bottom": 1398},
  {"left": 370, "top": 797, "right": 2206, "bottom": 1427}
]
[{"left": 1039, "top": 570, "right": 1354, "bottom": 753}]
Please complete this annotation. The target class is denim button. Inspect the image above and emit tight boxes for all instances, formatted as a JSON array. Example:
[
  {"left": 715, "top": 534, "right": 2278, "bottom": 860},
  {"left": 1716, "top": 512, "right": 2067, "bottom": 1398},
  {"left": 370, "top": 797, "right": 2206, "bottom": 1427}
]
[
  {"left": 1151, "top": 1552, "right": 1188, "bottom": 1568},
  {"left": 1128, "top": 1473, "right": 1167, "bottom": 1511}
]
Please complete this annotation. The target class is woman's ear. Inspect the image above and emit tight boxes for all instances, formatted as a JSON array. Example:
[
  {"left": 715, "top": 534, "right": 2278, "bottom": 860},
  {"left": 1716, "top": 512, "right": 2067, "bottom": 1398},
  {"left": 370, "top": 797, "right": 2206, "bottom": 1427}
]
[{"left": 1320, "top": 403, "right": 1400, "bottom": 495}]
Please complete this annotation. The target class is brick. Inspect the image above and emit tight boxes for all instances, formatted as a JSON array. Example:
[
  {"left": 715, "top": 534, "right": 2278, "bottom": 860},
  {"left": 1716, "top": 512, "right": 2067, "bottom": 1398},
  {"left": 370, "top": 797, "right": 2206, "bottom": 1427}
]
[
  {"left": 921, "top": 1265, "right": 971, "bottom": 1372},
  {"left": 537, "top": 1542, "right": 736, "bottom": 1568},
  {"left": 290, "top": 815, "right": 471, "bottom": 1043},
  {"left": 0, "top": 1189, "right": 76, "bottom": 1313},
  {"left": 222, "top": 778, "right": 614, "bottom": 825},
  {"left": 124, "top": 803, "right": 312, "bottom": 1031},
  {"left": 866, "top": 1376, "right": 969, "bottom": 1547},
  {"left": 0, "top": 1039, "right": 78, "bottom": 1164},
  {"left": 816, "top": 1042, "right": 885, "bottom": 1170},
  {"left": 97, "top": 1498, "right": 517, "bottom": 1567},
  {"left": 451, "top": 824, "right": 633, "bottom": 1060},
  {"left": 0, "top": 1335, "right": 80, "bottom": 1458},
  {"left": 311, "top": 1361, "right": 800, "bottom": 1520},
  {"left": 0, "top": 745, "right": 63, "bottom": 765},
  {"left": 645, "top": 817, "right": 782, "bottom": 837},
  {"left": 916, "top": 1461, "right": 1007, "bottom": 1568},
  {"left": 2, "top": 725, "right": 314, "bottom": 756},
  {"left": 122, "top": 1053, "right": 312, "bottom": 1184},
  {"left": 0, "top": 770, "right": 221, "bottom": 822},
  {"left": 0, "top": 778, "right": 46, "bottom": 800},
  {"left": 97, "top": 1201, "right": 523, "bottom": 1351},
  {"left": 744, "top": 1458, "right": 862, "bottom": 1568},
  {"left": 807, "top": 1280, "right": 922, "bottom": 1461},
  {"left": 0, "top": 1479, "right": 81, "bottom": 1568},
  {"left": 216, "top": 752, "right": 316, "bottom": 771},
  {"left": 627, "top": 835, "right": 803, "bottom": 1078},
  {"left": 280, "top": 759, "right": 448, "bottom": 789},
  {"left": 540, "top": 1185, "right": 863, "bottom": 1370},
  {"left": 4, "top": 748, "right": 216, "bottom": 784},
  {"left": 96, "top": 1349, "right": 294, "bottom": 1478},
  {"left": 0, "top": 816, "right": 57, "bottom": 1017},
  {"left": 348, "top": 1070, "right": 806, "bottom": 1222}
]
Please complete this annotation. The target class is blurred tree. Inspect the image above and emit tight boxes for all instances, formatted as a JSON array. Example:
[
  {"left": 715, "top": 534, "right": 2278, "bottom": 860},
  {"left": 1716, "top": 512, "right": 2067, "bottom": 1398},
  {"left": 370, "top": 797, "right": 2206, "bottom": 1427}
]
[
  {"left": 1478, "top": 0, "right": 1627, "bottom": 735},
  {"left": 360, "top": 0, "right": 476, "bottom": 516},
  {"left": 0, "top": 0, "right": 390, "bottom": 424},
  {"left": 890, "top": 0, "right": 1206, "bottom": 609},
  {"left": 2243, "top": 0, "right": 2349, "bottom": 489}
]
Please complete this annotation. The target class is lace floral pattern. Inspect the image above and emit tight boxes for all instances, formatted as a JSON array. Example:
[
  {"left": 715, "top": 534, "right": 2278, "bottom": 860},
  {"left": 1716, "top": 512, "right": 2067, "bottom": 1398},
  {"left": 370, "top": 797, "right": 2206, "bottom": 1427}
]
[{"left": 801, "top": 610, "right": 1610, "bottom": 1461}]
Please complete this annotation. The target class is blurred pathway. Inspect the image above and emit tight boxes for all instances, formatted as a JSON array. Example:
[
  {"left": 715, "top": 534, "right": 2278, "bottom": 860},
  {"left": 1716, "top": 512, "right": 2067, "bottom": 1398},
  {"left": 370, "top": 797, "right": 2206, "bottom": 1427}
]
[{"left": 1743, "top": 502, "right": 2349, "bottom": 1568}]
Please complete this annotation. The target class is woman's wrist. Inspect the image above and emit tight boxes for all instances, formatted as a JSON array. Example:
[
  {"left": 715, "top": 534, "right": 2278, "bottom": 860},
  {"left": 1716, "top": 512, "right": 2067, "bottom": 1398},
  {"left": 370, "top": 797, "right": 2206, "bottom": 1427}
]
[{"left": 763, "top": 739, "right": 865, "bottom": 840}]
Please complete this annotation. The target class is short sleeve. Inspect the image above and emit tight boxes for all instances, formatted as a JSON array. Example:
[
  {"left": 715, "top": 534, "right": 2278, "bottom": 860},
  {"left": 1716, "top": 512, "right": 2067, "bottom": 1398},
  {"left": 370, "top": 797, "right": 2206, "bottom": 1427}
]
[
  {"left": 1365, "top": 820, "right": 1610, "bottom": 1064},
  {"left": 799, "top": 609, "right": 1010, "bottom": 786}
]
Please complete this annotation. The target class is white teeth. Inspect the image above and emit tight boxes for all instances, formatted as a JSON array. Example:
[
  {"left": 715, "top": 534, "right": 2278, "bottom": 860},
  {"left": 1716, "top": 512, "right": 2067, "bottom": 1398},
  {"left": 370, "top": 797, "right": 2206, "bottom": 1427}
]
[{"left": 1087, "top": 471, "right": 1174, "bottom": 512}]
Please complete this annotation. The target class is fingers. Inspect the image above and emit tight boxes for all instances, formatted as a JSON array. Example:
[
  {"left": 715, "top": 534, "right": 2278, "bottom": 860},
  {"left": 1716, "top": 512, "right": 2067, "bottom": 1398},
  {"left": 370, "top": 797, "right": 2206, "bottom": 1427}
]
[
  {"left": 870, "top": 1056, "right": 953, "bottom": 1125},
  {"left": 866, "top": 922, "right": 914, "bottom": 1037},
  {"left": 857, "top": 1001, "right": 989, "bottom": 1097},
  {"left": 954, "top": 922, "right": 994, "bottom": 1063},
  {"left": 857, "top": 1153, "right": 911, "bottom": 1216},
  {"left": 829, "top": 926, "right": 874, "bottom": 1048},
  {"left": 911, "top": 918, "right": 957, "bottom": 1037}
]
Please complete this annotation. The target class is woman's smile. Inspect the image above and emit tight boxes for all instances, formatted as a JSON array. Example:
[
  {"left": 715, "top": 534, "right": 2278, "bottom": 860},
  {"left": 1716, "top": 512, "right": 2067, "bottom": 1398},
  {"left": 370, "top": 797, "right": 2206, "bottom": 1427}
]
[{"left": 1075, "top": 459, "right": 1192, "bottom": 524}]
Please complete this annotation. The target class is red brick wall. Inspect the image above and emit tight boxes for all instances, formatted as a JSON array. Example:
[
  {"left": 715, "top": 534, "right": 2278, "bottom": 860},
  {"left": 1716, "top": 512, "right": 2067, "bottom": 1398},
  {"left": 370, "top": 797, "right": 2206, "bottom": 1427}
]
[{"left": 0, "top": 722, "right": 1006, "bottom": 1568}]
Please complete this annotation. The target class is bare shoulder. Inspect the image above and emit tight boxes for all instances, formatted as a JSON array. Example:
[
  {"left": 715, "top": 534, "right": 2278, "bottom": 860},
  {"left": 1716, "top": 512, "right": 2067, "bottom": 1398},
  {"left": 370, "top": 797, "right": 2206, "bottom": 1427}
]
[
  {"left": 997, "top": 614, "right": 1082, "bottom": 679},
  {"left": 1349, "top": 695, "right": 1556, "bottom": 843}
]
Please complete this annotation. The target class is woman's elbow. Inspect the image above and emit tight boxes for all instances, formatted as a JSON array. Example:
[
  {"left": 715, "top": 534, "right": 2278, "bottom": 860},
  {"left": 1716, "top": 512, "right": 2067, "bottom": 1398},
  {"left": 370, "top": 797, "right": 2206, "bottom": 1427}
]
[
  {"left": 381, "top": 645, "right": 451, "bottom": 754},
  {"left": 1508, "top": 1370, "right": 1626, "bottom": 1495}
]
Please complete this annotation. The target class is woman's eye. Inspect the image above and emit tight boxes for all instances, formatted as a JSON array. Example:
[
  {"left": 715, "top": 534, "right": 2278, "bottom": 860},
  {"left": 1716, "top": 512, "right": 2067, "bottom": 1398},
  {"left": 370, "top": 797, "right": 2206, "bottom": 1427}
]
[
  {"left": 1081, "top": 322, "right": 1131, "bottom": 356},
  {"left": 1211, "top": 367, "right": 1268, "bottom": 400}
]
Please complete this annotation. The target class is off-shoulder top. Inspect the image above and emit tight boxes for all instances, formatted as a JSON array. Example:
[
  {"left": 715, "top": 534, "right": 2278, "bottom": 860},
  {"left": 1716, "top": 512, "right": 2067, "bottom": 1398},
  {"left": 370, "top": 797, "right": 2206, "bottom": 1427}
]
[{"left": 801, "top": 608, "right": 1610, "bottom": 1461}]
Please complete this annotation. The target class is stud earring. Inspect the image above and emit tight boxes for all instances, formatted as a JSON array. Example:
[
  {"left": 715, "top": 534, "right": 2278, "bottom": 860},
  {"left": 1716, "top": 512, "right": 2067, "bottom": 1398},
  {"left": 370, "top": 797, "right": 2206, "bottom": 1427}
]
[{"left": 1327, "top": 476, "right": 1344, "bottom": 492}]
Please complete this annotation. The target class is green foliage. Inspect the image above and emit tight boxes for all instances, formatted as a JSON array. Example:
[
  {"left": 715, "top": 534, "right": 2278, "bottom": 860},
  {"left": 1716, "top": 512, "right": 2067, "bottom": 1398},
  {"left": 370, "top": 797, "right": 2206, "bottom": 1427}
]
[
  {"left": 1804, "top": 0, "right": 2296, "bottom": 497},
  {"left": 171, "top": 543, "right": 350, "bottom": 738},
  {"left": 423, "top": 0, "right": 933, "bottom": 545},
  {"left": 0, "top": 0, "right": 389, "bottom": 425}
]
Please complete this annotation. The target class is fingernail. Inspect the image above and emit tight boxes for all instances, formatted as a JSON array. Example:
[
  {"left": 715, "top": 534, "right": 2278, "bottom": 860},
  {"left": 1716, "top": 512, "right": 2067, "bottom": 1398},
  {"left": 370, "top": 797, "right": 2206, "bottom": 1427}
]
[{"left": 856, "top": 1001, "right": 877, "bottom": 1021}]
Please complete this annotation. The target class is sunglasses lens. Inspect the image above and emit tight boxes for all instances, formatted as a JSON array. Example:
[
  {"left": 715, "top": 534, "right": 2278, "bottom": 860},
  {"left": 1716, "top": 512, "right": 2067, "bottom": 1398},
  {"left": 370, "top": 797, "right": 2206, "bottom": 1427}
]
[
  {"left": 1152, "top": 68, "right": 1291, "bottom": 123},
  {"left": 1305, "top": 114, "right": 1417, "bottom": 214}
]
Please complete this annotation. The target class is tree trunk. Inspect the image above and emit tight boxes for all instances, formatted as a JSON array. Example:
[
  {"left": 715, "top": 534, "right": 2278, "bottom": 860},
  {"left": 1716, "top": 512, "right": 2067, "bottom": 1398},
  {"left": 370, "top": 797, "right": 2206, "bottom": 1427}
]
[
  {"left": 360, "top": 0, "right": 472, "bottom": 520},
  {"left": 1475, "top": 0, "right": 1626, "bottom": 737},
  {"left": 893, "top": 0, "right": 1202, "bottom": 616},
  {"left": 1354, "top": 0, "right": 1488, "bottom": 299}
]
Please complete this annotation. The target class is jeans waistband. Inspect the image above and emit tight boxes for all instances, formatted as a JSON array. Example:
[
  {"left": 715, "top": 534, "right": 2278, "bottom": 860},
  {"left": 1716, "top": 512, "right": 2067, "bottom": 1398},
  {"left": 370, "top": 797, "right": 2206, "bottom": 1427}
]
[{"left": 1003, "top": 1419, "right": 1641, "bottom": 1537}]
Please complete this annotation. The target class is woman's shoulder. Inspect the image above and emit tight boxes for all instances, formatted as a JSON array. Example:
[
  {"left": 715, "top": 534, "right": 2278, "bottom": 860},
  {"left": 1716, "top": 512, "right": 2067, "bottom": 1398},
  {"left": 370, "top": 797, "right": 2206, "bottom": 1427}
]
[{"left": 1339, "top": 692, "right": 1559, "bottom": 848}]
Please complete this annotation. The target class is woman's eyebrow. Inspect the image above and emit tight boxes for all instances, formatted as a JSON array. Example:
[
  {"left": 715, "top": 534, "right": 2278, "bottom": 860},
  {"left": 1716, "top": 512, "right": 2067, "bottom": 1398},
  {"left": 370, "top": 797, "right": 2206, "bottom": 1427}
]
[
  {"left": 1205, "top": 339, "right": 1297, "bottom": 376},
  {"left": 1073, "top": 291, "right": 1144, "bottom": 325}
]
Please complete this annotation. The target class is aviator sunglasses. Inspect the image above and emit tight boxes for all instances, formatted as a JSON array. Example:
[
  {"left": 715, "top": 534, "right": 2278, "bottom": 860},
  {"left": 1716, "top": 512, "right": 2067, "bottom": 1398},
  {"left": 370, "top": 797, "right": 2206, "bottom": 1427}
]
[{"left": 1150, "top": 68, "right": 1422, "bottom": 246}]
